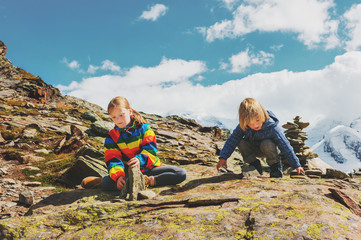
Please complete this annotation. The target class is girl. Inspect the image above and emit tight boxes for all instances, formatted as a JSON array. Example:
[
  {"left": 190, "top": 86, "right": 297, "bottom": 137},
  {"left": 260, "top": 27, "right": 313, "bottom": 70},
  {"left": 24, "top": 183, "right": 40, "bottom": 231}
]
[
  {"left": 216, "top": 98, "right": 305, "bottom": 178},
  {"left": 82, "top": 96, "right": 187, "bottom": 191}
]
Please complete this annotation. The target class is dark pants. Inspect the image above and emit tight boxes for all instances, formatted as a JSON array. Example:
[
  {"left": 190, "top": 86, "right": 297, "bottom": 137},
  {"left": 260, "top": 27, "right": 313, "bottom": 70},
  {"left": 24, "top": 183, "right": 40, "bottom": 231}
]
[
  {"left": 238, "top": 139, "right": 280, "bottom": 166},
  {"left": 101, "top": 165, "right": 187, "bottom": 191}
]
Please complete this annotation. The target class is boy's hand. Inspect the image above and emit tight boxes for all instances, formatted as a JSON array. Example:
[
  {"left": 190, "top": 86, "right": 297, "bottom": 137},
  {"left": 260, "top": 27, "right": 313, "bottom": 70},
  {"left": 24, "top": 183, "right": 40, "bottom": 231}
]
[
  {"left": 116, "top": 176, "right": 126, "bottom": 190},
  {"left": 128, "top": 157, "right": 140, "bottom": 168},
  {"left": 296, "top": 166, "right": 305, "bottom": 175},
  {"left": 216, "top": 158, "right": 227, "bottom": 171}
]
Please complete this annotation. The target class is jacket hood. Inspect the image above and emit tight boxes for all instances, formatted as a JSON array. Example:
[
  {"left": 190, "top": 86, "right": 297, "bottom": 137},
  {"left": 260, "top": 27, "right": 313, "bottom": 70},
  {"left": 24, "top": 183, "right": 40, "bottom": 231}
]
[{"left": 261, "top": 111, "right": 279, "bottom": 130}]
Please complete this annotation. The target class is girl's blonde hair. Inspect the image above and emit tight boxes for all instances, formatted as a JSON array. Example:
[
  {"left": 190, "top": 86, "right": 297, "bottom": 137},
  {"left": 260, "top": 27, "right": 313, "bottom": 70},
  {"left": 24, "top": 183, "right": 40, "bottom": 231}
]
[
  {"left": 238, "top": 98, "right": 269, "bottom": 131},
  {"left": 107, "top": 96, "right": 148, "bottom": 124}
]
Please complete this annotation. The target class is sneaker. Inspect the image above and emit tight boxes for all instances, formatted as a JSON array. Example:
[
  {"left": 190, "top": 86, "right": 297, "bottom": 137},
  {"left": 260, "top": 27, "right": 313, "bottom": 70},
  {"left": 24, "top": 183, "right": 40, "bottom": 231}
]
[{"left": 81, "top": 176, "right": 102, "bottom": 189}]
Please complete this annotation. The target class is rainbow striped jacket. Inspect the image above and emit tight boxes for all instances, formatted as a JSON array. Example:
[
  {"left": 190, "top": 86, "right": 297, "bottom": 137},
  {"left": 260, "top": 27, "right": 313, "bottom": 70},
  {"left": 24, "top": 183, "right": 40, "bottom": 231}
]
[{"left": 104, "top": 121, "right": 161, "bottom": 182}]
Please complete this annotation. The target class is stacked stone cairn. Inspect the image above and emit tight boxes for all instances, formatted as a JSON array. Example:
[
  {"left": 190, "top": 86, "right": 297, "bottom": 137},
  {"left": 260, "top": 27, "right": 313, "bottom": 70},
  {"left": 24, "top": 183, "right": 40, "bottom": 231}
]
[{"left": 281, "top": 116, "right": 320, "bottom": 178}]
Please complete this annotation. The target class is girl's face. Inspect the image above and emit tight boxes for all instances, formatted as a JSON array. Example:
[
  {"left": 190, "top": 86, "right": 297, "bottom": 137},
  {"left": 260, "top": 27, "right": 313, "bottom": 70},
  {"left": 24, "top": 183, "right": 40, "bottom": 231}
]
[
  {"left": 248, "top": 118, "right": 264, "bottom": 131},
  {"left": 109, "top": 107, "right": 132, "bottom": 129}
]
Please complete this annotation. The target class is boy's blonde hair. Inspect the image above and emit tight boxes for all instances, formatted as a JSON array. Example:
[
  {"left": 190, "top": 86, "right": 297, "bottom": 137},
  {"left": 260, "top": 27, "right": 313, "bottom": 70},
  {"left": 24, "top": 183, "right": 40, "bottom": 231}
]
[
  {"left": 238, "top": 98, "right": 269, "bottom": 131},
  {"left": 107, "top": 96, "right": 148, "bottom": 124}
]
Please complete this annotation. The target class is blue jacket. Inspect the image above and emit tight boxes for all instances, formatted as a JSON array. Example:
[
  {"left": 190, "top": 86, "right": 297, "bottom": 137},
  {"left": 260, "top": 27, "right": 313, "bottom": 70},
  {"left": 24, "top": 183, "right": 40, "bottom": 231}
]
[{"left": 219, "top": 111, "right": 301, "bottom": 168}]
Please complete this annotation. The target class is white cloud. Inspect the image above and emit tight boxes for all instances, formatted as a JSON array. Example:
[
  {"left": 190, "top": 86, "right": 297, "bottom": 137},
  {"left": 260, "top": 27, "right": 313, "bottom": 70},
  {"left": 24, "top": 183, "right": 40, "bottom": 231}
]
[
  {"left": 140, "top": 4, "right": 168, "bottom": 21},
  {"left": 204, "top": 0, "right": 340, "bottom": 49},
  {"left": 225, "top": 48, "right": 274, "bottom": 73},
  {"left": 219, "top": 0, "right": 240, "bottom": 10},
  {"left": 87, "top": 65, "right": 99, "bottom": 74},
  {"left": 343, "top": 3, "right": 361, "bottom": 51},
  {"left": 62, "top": 58, "right": 80, "bottom": 69},
  {"left": 58, "top": 51, "right": 361, "bottom": 130},
  {"left": 270, "top": 44, "right": 284, "bottom": 51},
  {"left": 100, "top": 60, "right": 121, "bottom": 73}
]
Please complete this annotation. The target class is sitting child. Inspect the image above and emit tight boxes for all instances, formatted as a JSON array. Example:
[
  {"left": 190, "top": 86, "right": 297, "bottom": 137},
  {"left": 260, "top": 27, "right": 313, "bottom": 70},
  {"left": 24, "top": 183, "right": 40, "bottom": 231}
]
[{"left": 82, "top": 96, "right": 187, "bottom": 191}]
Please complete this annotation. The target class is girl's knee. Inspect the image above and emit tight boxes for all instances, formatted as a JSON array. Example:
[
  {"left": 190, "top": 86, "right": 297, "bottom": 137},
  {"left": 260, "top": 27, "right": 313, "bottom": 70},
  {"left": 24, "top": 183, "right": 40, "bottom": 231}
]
[{"left": 174, "top": 167, "right": 187, "bottom": 182}]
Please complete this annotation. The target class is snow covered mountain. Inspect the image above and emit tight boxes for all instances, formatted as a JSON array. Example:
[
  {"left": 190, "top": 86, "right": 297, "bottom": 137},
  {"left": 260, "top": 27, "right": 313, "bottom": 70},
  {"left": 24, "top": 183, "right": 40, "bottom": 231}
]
[{"left": 311, "top": 117, "right": 361, "bottom": 173}]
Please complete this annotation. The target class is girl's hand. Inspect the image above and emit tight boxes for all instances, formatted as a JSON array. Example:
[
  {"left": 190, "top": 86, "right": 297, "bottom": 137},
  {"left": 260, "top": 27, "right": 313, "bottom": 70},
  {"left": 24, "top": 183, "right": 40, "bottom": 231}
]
[
  {"left": 128, "top": 157, "right": 140, "bottom": 168},
  {"left": 216, "top": 158, "right": 227, "bottom": 171},
  {"left": 296, "top": 166, "right": 305, "bottom": 175},
  {"left": 116, "top": 176, "right": 126, "bottom": 190}
]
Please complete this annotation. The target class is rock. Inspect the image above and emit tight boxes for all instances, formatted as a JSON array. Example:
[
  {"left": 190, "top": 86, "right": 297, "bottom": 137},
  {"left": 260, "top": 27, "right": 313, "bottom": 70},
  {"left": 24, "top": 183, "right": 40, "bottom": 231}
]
[
  {"left": 23, "top": 166, "right": 41, "bottom": 171},
  {"left": 120, "top": 167, "right": 145, "bottom": 201},
  {"left": 168, "top": 115, "right": 200, "bottom": 127},
  {"left": 22, "top": 128, "right": 38, "bottom": 139},
  {"left": 19, "top": 190, "right": 34, "bottom": 206},
  {"left": 290, "top": 174, "right": 308, "bottom": 179},
  {"left": 307, "top": 158, "right": 333, "bottom": 175},
  {"left": 81, "top": 111, "right": 101, "bottom": 122},
  {"left": 25, "top": 102, "right": 35, "bottom": 108},
  {"left": 138, "top": 190, "right": 157, "bottom": 200},
  {"left": 241, "top": 165, "right": 261, "bottom": 178},
  {"left": 90, "top": 121, "right": 114, "bottom": 137},
  {"left": 352, "top": 168, "right": 361, "bottom": 177},
  {"left": 21, "top": 154, "right": 45, "bottom": 164},
  {"left": 281, "top": 116, "right": 316, "bottom": 167},
  {"left": 23, "top": 181, "right": 41, "bottom": 187},
  {"left": 4, "top": 202, "right": 17, "bottom": 208},
  {"left": 282, "top": 122, "right": 298, "bottom": 129},
  {"left": 0, "top": 133, "right": 5, "bottom": 143},
  {"left": 156, "top": 130, "right": 180, "bottom": 139},
  {"left": 305, "top": 169, "right": 323, "bottom": 176},
  {"left": 326, "top": 168, "right": 350, "bottom": 179},
  {"left": 33, "top": 149, "right": 50, "bottom": 154},
  {"left": 54, "top": 125, "right": 88, "bottom": 154},
  {"left": 26, "top": 123, "right": 46, "bottom": 133},
  {"left": 0, "top": 178, "right": 16, "bottom": 185},
  {"left": 307, "top": 175, "right": 322, "bottom": 179},
  {"left": 56, "top": 145, "right": 107, "bottom": 187},
  {"left": 0, "top": 168, "right": 8, "bottom": 176}
]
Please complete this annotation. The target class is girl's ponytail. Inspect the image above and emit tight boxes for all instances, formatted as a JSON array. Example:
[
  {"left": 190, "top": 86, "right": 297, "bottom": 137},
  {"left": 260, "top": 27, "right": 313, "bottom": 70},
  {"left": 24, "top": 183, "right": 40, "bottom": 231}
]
[{"left": 131, "top": 109, "right": 148, "bottom": 124}]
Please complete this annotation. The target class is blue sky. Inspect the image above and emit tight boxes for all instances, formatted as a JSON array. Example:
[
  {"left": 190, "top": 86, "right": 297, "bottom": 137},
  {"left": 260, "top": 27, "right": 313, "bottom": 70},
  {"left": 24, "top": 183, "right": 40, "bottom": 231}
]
[{"left": 1, "top": 0, "right": 361, "bottom": 129}]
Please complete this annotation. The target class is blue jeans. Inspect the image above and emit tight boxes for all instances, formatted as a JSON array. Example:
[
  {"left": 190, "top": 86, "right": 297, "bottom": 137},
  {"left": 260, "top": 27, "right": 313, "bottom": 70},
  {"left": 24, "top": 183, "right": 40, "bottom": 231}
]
[{"left": 101, "top": 165, "right": 187, "bottom": 191}]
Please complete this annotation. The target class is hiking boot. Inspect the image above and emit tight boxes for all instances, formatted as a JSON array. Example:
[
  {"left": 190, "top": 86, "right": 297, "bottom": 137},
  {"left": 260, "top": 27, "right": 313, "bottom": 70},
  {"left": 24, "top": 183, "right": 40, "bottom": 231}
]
[
  {"left": 81, "top": 176, "right": 102, "bottom": 189},
  {"left": 144, "top": 175, "right": 156, "bottom": 189},
  {"left": 144, "top": 175, "right": 151, "bottom": 189},
  {"left": 250, "top": 159, "right": 263, "bottom": 175},
  {"left": 270, "top": 162, "right": 283, "bottom": 178}
]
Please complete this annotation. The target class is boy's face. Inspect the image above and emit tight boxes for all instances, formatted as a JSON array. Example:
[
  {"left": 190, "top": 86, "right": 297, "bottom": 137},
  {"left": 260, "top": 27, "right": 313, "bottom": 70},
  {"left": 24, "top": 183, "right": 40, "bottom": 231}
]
[
  {"left": 248, "top": 118, "right": 263, "bottom": 131},
  {"left": 109, "top": 107, "right": 132, "bottom": 129}
]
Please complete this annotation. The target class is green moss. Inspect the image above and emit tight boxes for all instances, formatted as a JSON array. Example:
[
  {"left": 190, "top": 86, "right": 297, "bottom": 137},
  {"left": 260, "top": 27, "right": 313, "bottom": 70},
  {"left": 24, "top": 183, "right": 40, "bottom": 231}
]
[
  {"left": 306, "top": 223, "right": 324, "bottom": 239},
  {"left": 267, "top": 220, "right": 280, "bottom": 227},
  {"left": 337, "top": 223, "right": 349, "bottom": 232},
  {"left": 285, "top": 210, "right": 305, "bottom": 218},
  {"left": 235, "top": 229, "right": 255, "bottom": 240},
  {"left": 279, "top": 229, "right": 294, "bottom": 238},
  {"left": 23, "top": 168, "right": 41, "bottom": 176}
]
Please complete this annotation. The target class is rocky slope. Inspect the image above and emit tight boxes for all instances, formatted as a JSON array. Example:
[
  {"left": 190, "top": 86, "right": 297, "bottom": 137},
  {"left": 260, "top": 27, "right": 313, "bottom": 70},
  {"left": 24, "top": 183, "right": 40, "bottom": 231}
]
[{"left": 1, "top": 41, "right": 361, "bottom": 239}]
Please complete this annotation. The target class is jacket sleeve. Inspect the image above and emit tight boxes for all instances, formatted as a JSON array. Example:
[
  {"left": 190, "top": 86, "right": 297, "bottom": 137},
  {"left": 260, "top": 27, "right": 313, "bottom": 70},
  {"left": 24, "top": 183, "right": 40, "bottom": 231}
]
[
  {"left": 135, "top": 123, "right": 161, "bottom": 171},
  {"left": 272, "top": 126, "right": 301, "bottom": 169},
  {"left": 104, "top": 134, "right": 125, "bottom": 182},
  {"left": 219, "top": 124, "right": 244, "bottom": 160}
]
